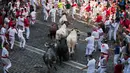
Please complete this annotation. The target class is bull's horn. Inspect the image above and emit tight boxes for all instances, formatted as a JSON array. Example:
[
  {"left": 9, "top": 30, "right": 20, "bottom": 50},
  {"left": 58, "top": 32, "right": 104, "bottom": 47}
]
[{"left": 44, "top": 42, "right": 49, "bottom": 47}]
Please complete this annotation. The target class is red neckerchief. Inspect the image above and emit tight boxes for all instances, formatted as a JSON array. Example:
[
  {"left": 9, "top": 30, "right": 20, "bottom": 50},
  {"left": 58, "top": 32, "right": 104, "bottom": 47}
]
[
  {"left": 102, "top": 44, "right": 105, "bottom": 47},
  {"left": 93, "top": 29, "right": 97, "bottom": 32}
]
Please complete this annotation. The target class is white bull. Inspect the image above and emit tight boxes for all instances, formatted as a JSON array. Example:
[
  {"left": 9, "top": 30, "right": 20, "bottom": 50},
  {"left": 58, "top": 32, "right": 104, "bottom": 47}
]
[
  {"left": 56, "top": 24, "right": 68, "bottom": 40},
  {"left": 59, "top": 14, "right": 67, "bottom": 24},
  {"left": 66, "top": 29, "right": 79, "bottom": 55}
]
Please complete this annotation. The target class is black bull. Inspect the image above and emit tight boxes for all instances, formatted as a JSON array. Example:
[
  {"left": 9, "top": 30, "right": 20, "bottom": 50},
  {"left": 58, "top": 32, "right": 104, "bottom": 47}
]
[
  {"left": 48, "top": 24, "right": 58, "bottom": 39},
  {"left": 43, "top": 43, "right": 57, "bottom": 72},
  {"left": 43, "top": 39, "right": 69, "bottom": 71},
  {"left": 56, "top": 38, "right": 69, "bottom": 64}
]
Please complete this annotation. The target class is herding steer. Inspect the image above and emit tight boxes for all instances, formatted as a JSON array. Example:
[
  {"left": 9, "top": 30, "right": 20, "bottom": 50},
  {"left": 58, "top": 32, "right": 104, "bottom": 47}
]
[
  {"left": 66, "top": 28, "right": 80, "bottom": 56},
  {"left": 59, "top": 13, "right": 67, "bottom": 24},
  {"left": 55, "top": 24, "right": 68, "bottom": 40}
]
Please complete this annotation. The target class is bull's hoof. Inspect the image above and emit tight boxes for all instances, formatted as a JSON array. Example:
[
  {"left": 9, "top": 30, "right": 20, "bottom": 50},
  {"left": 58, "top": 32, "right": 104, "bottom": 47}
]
[{"left": 54, "top": 66, "right": 57, "bottom": 71}]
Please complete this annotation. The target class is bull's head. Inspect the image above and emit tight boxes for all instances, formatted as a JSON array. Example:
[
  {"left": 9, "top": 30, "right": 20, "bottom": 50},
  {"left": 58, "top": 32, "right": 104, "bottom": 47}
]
[
  {"left": 71, "top": 28, "right": 80, "bottom": 36},
  {"left": 44, "top": 42, "right": 50, "bottom": 48}
]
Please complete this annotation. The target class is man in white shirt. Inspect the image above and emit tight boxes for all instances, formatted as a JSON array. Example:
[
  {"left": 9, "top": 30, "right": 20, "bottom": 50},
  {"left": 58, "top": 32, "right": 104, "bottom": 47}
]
[
  {"left": 8, "top": 26, "right": 17, "bottom": 50},
  {"left": 0, "top": 24, "right": 8, "bottom": 47},
  {"left": 108, "top": 19, "right": 115, "bottom": 41},
  {"left": 104, "top": 18, "right": 111, "bottom": 34},
  {"left": 81, "top": 32, "right": 95, "bottom": 61},
  {"left": 49, "top": 6, "right": 56, "bottom": 22},
  {"left": 113, "top": 19, "right": 120, "bottom": 41},
  {"left": 30, "top": 9, "right": 36, "bottom": 25},
  {"left": 18, "top": 15, "right": 25, "bottom": 29},
  {"left": 1, "top": 43, "right": 12, "bottom": 73},
  {"left": 81, "top": 55, "right": 96, "bottom": 73},
  {"left": 97, "top": 53, "right": 107, "bottom": 73},
  {"left": 30, "top": 0, "right": 38, "bottom": 11},
  {"left": 101, "top": 40, "right": 109, "bottom": 62},
  {"left": 4, "top": 16, "right": 10, "bottom": 29},
  {"left": 97, "top": 25, "right": 104, "bottom": 50},
  {"left": 92, "top": 26, "right": 100, "bottom": 51},
  {"left": 41, "top": 1, "right": 49, "bottom": 21},
  {"left": 17, "top": 26, "right": 26, "bottom": 49}
]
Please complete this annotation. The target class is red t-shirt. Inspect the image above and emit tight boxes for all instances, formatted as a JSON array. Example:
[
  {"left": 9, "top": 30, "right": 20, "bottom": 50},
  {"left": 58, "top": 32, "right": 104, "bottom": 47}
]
[
  {"left": 122, "top": 19, "right": 130, "bottom": 28},
  {"left": 123, "top": 11, "right": 127, "bottom": 18},
  {"left": 24, "top": 18, "right": 30, "bottom": 27},
  {"left": 16, "top": 11, "right": 20, "bottom": 18},
  {"left": 95, "top": 15, "right": 102, "bottom": 22},
  {"left": 111, "top": 7, "right": 116, "bottom": 14},
  {"left": 0, "top": 16, "right": 3, "bottom": 25},
  {"left": 114, "top": 64, "right": 123, "bottom": 73},
  {"left": 72, "top": 4, "right": 77, "bottom": 7},
  {"left": 8, "top": 20, "right": 13, "bottom": 28},
  {"left": 106, "top": 8, "right": 111, "bottom": 17},
  {"left": 85, "top": 5, "right": 91, "bottom": 12}
]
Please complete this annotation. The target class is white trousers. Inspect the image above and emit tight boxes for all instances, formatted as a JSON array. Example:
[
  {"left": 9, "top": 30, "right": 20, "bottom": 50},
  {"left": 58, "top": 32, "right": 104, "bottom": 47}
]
[
  {"left": 9, "top": 36, "right": 15, "bottom": 49},
  {"left": 25, "top": 27, "right": 30, "bottom": 39},
  {"left": 72, "top": 8, "right": 76, "bottom": 19},
  {"left": 66, "top": 9, "right": 70, "bottom": 14},
  {"left": 94, "top": 40, "right": 100, "bottom": 51},
  {"left": 108, "top": 29, "right": 114, "bottom": 40},
  {"left": 97, "top": 67, "right": 106, "bottom": 73},
  {"left": 51, "top": 15, "right": 56, "bottom": 22},
  {"left": 1, "top": 35, "right": 8, "bottom": 47},
  {"left": 43, "top": 9, "right": 48, "bottom": 20},
  {"left": 98, "top": 36, "right": 104, "bottom": 50},
  {"left": 58, "top": 8, "right": 63, "bottom": 16},
  {"left": 114, "top": 54, "right": 120, "bottom": 65},
  {"left": 1, "top": 58, "right": 12, "bottom": 73},
  {"left": 19, "top": 37, "right": 26, "bottom": 48},
  {"left": 86, "top": 45, "right": 94, "bottom": 55},
  {"left": 113, "top": 29, "right": 118, "bottom": 41}
]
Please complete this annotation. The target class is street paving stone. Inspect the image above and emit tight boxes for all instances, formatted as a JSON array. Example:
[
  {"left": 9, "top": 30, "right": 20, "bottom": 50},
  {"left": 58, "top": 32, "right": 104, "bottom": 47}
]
[{"left": 0, "top": 46, "right": 86, "bottom": 73}]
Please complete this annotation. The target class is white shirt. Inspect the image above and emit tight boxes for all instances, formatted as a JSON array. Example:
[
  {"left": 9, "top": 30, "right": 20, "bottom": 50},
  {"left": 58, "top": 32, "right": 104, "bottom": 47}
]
[
  {"left": 85, "top": 36, "right": 95, "bottom": 46},
  {"left": 18, "top": 17, "right": 24, "bottom": 27},
  {"left": 101, "top": 43, "right": 109, "bottom": 54},
  {"left": 0, "top": 27, "right": 6, "bottom": 35},
  {"left": 99, "top": 57, "right": 107, "bottom": 68},
  {"left": 8, "top": 27, "right": 17, "bottom": 37},
  {"left": 16, "top": 1, "right": 20, "bottom": 9},
  {"left": 42, "top": 2, "right": 48, "bottom": 11},
  {"left": 18, "top": 29, "right": 24, "bottom": 38},
  {"left": 4, "top": 17, "right": 10, "bottom": 24},
  {"left": 49, "top": 8, "right": 56, "bottom": 16},
  {"left": 104, "top": 20, "right": 111, "bottom": 27},
  {"left": 31, "top": 0, "right": 38, "bottom": 6},
  {"left": 92, "top": 30, "right": 99, "bottom": 39},
  {"left": 125, "top": 34, "right": 130, "bottom": 43},
  {"left": 24, "top": 11, "right": 29, "bottom": 17},
  {"left": 98, "top": 28, "right": 104, "bottom": 37},
  {"left": 2, "top": 47, "right": 9, "bottom": 57},
  {"left": 87, "top": 58, "right": 96, "bottom": 73},
  {"left": 30, "top": 11, "right": 36, "bottom": 19}
]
